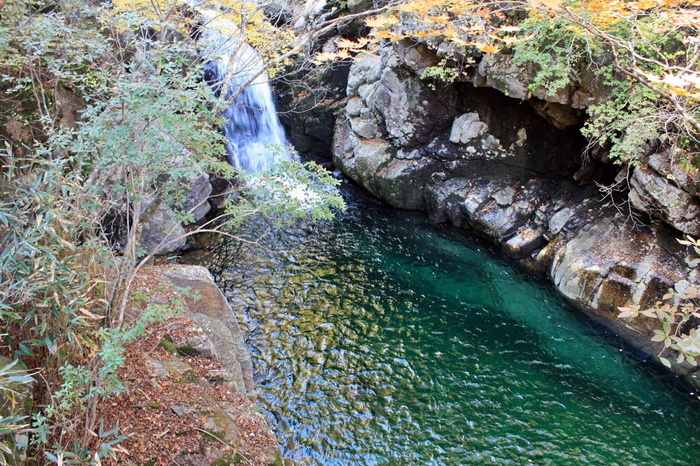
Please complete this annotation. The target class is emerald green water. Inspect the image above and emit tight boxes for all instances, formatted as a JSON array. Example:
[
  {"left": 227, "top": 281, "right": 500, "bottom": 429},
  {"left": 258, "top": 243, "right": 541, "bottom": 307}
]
[{"left": 187, "top": 195, "right": 700, "bottom": 464}]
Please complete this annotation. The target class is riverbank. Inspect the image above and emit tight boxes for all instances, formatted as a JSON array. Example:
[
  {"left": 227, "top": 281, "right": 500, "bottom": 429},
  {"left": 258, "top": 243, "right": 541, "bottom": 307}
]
[{"left": 96, "top": 265, "right": 280, "bottom": 465}]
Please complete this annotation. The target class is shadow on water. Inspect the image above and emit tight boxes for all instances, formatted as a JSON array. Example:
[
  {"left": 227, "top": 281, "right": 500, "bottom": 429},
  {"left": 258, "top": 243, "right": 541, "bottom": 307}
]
[{"left": 185, "top": 186, "right": 700, "bottom": 465}]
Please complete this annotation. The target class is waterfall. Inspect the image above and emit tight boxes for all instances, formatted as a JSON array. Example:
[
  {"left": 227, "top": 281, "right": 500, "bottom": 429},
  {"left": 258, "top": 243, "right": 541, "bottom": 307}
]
[{"left": 197, "top": 10, "right": 290, "bottom": 172}]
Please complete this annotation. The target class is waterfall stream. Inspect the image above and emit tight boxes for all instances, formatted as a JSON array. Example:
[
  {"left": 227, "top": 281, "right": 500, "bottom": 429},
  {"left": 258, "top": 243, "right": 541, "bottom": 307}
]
[{"left": 197, "top": 9, "right": 289, "bottom": 172}]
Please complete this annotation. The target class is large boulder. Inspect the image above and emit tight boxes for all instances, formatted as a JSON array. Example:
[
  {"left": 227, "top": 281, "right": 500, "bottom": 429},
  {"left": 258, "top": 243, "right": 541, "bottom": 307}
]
[
  {"left": 334, "top": 44, "right": 584, "bottom": 210},
  {"left": 121, "top": 265, "right": 279, "bottom": 465},
  {"left": 162, "top": 265, "right": 255, "bottom": 394},
  {"left": 345, "top": 49, "right": 457, "bottom": 148},
  {"left": 137, "top": 196, "right": 187, "bottom": 256},
  {"left": 422, "top": 171, "right": 698, "bottom": 381},
  {"left": 165, "top": 172, "right": 213, "bottom": 223},
  {"left": 121, "top": 170, "right": 216, "bottom": 257},
  {"left": 474, "top": 52, "right": 613, "bottom": 111}
]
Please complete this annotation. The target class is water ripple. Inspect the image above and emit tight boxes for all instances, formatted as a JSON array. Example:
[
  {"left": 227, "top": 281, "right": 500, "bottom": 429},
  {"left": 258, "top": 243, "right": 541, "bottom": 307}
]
[{"left": 187, "top": 205, "right": 700, "bottom": 465}]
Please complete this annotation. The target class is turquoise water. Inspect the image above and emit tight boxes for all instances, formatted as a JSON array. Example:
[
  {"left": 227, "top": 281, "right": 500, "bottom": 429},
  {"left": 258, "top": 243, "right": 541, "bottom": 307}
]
[{"left": 187, "top": 194, "right": 700, "bottom": 464}]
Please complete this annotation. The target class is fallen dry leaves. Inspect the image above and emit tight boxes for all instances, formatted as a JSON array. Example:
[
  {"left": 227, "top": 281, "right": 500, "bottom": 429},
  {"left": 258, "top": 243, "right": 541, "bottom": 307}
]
[{"left": 95, "top": 266, "right": 279, "bottom": 465}]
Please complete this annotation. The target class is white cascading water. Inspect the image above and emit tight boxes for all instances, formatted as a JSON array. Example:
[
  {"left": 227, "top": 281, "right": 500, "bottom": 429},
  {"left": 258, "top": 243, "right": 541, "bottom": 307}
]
[{"left": 196, "top": 10, "right": 290, "bottom": 172}]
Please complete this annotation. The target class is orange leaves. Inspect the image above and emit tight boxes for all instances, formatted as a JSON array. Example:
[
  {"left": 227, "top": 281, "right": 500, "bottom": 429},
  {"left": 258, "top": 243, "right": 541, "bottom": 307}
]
[
  {"left": 364, "top": 14, "right": 399, "bottom": 30},
  {"left": 357, "top": 0, "right": 530, "bottom": 57},
  {"left": 644, "top": 71, "right": 700, "bottom": 101},
  {"left": 528, "top": 0, "right": 564, "bottom": 10},
  {"left": 334, "top": 37, "right": 373, "bottom": 50},
  {"left": 669, "top": 9, "right": 700, "bottom": 28},
  {"left": 562, "top": 0, "right": 700, "bottom": 29},
  {"left": 311, "top": 38, "right": 374, "bottom": 64},
  {"left": 311, "top": 50, "right": 351, "bottom": 64},
  {"left": 475, "top": 43, "right": 501, "bottom": 54}
]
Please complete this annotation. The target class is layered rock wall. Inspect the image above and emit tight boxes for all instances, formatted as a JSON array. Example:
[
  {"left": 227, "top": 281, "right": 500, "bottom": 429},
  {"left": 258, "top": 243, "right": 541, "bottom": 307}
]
[{"left": 331, "top": 42, "right": 700, "bottom": 384}]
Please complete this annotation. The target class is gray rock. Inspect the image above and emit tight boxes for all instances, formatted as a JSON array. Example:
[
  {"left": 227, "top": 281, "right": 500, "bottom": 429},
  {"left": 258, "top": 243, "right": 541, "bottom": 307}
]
[
  {"left": 375, "top": 157, "right": 441, "bottom": 210},
  {"left": 349, "top": 116, "right": 380, "bottom": 139},
  {"left": 425, "top": 177, "right": 472, "bottom": 223},
  {"left": 170, "top": 405, "right": 197, "bottom": 417},
  {"left": 504, "top": 225, "right": 546, "bottom": 259},
  {"left": 175, "top": 172, "right": 212, "bottom": 223},
  {"left": 493, "top": 186, "right": 516, "bottom": 207},
  {"left": 394, "top": 39, "right": 440, "bottom": 75},
  {"left": 549, "top": 207, "right": 575, "bottom": 235},
  {"left": 305, "top": 117, "right": 334, "bottom": 141},
  {"left": 346, "top": 96, "right": 364, "bottom": 117},
  {"left": 629, "top": 165, "right": 700, "bottom": 236},
  {"left": 528, "top": 99, "right": 584, "bottom": 130},
  {"left": 333, "top": 118, "right": 392, "bottom": 197},
  {"left": 162, "top": 265, "right": 256, "bottom": 395},
  {"left": 346, "top": 0, "right": 371, "bottom": 13},
  {"left": 472, "top": 199, "right": 533, "bottom": 240},
  {"left": 145, "top": 356, "right": 191, "bottom": 378},
  {"left": 449, "top": 113, "right": 488, "bottom": 144},
  {"left": 347, "top": 53, "right": 382, "bottom": 96},
  {"left": 550, "top": 213, "right": 685, "bottom": 320},
  {"left": 646, "top": 150, "right": 699, "bottom": 196},
  {"left": 137, "top": 196, "right": 187, "bottom": 256},
  {"left": 476, "top": 54, "right": 532, "bottom": 101}
]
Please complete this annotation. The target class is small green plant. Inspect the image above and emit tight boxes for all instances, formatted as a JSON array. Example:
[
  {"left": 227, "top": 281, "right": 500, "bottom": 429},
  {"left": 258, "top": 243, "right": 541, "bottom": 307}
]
[
  {"left": 421, "top": 59, "right": 458, "bottom": 90},
  {"left": 513, "top": 15, "right": 593, "bottom": 96},
  {"left": 581, "top": 79, "right": 660, "bottom": 164}
]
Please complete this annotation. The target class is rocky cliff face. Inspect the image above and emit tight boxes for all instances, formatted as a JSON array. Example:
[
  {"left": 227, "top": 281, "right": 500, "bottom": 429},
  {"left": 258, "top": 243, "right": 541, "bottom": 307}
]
[{"left": 331, "top": 42, "right": 700, "bottom": 384}]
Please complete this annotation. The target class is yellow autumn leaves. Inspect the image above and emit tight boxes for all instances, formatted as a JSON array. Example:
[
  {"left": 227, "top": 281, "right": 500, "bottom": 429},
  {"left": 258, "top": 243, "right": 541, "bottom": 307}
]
[
  {"left": 315, "top": 0, "right": 699, "bottom": 108},
  {"left": 314, "top": 0, "right": 528, "bottom": 62}
]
